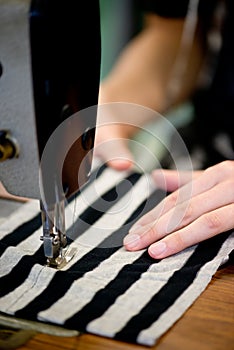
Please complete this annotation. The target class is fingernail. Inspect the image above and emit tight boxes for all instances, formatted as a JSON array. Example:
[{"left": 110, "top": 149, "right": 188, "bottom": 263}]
[
  {"left": 149, "top": 242, "right": 167, "bottom": 257},
  {"left": 109, "top": 159, "right": 133, "bottom": 171},
  {"left": 124, "top": 234, "right": 140, "bottom": 249}
]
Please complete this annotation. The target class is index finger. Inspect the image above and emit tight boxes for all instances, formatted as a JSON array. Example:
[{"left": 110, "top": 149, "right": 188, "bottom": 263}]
[{"left": 130, "top": 168, "right": 217, "bottom": 231}]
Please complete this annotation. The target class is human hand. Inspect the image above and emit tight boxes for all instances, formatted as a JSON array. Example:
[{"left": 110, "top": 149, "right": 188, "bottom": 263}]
[
  {"left": 124, "top": 161, "right": 234, "bottom": 258},
  {"left": 94, "top": 114, "right": 136, "bottom": 171},
  {"left": 94, "top": 102, "right": 156, "bottom": 170}
]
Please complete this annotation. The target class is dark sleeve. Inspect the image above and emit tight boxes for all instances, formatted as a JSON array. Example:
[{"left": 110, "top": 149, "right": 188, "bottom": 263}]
[
  {"left": 136, "top": 0, "right": 219, "bottom": 19},
  {"left": 137, "top": 0, "right": 190, "bottom": 18}
]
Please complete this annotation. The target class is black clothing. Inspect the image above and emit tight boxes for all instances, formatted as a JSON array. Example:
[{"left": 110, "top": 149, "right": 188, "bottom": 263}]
[{"left": 138, "top": 0, "right": 234, "bottom": 168}]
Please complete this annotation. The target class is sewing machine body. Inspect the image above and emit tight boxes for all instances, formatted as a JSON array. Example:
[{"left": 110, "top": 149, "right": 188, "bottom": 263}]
[{"left": 0, "top": 0, "right": 101, "bottom": 266}]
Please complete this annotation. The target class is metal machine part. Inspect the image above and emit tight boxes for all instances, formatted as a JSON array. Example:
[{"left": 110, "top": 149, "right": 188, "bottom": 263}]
[
  {"left": 0, "top": 130, "right": 19, "bottom": 162},
  {"left": 0, "top": 0, "right": 40, "bottom": 198},
  {"left": 40, "top": 199, "right": 67, "bottom": 267},
  {"left": 0, "top": 0, "right": 101, "bottom": 267}
]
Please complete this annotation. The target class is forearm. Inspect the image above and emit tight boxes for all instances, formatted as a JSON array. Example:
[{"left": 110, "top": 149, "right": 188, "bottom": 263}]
[{"left": 99, "top": 14, "right": 205, "bottom": 116}]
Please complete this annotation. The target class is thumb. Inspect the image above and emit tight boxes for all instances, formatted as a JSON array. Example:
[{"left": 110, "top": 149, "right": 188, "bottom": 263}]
[{"left": 94, "top": 136, "right": 134, "bottom": 171}]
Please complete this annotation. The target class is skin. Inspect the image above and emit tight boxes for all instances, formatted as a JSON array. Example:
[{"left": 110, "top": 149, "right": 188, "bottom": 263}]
[
  {"left": 96, "top": 14, "right": 205, "bottom": 170},
  {"left": 124, "top": 161, "right": 234, "bottom": 258},
  {"left": 95, "top": 13, "right": 234, "bottom": 257}
]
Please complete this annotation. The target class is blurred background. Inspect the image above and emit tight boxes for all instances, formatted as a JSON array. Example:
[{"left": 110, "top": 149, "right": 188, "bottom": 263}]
[{"left": 99, "top": 0, "right": 195, "bottom": 172}]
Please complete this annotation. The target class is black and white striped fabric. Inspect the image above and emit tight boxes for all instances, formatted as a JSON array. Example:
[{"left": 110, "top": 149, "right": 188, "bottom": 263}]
[{"left": 0, "top": 165, "right": 233, "bottom": 346}]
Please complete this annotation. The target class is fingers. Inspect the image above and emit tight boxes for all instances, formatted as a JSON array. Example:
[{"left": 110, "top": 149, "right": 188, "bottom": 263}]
[
  {"left": 148, "top": 203, "right": 234, "bottom": 259},
  {"left": 94, "top": 138, "right": 134, "bottom": 170},
  {"left": 94, "top": 121, "right": 136, "bottom": 170},
  {"left": 124, "top": 203, "right": 234, "bottom": 259},
  {"left": 0, "top": 182, "right": 29, "bottom": 202},
  {"left": 130, "top": 165, "right": 225, "bottom": 229},
  {"left": 151, "top": 160, "right": 234, "bottom": 193},
  {"left": 124, "top": 178, "right": 234, "bottom": 251},
  {"left": 124, "top": 161, "right": 234, "bottom": 258},
  {"left": 94, "top": 129, "right": 134, "bottom": 171},
  {"left": 151, "top": 169, "right": 202, "bottom": 192}
]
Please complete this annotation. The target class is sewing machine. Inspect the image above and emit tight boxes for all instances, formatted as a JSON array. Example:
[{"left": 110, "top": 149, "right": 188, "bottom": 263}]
[{"left": 0, "top": 1, "right": 101, "bottom": 267}]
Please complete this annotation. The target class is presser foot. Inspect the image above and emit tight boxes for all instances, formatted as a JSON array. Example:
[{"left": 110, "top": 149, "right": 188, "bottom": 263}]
[
  {"left": 40, "top": 199, "right": 76, "bottom": 269},
  {"left": 46, "top": 245, "right": 77, "bottom": 270},
  {"left": 41, "top": 230, "right": 77, "bottom": 269}
]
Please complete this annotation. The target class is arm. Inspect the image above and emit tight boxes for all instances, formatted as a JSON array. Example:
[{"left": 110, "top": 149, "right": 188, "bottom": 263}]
[
  {"left": 96, "top": 13, "right": 205, "bottom": 169},
  {"left": 100, "top": 13, "right": 204, "bottom": 111}
]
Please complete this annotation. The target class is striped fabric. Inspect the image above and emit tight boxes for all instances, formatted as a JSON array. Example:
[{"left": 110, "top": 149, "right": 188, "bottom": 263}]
[{"left": 0, "top": 164, "right": 233, "bottom": 346}]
